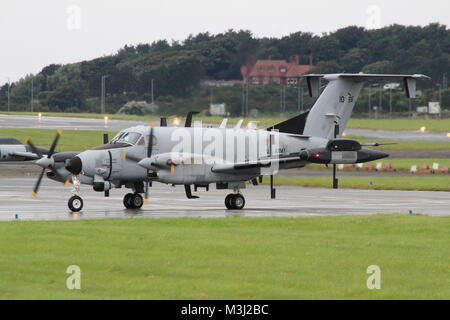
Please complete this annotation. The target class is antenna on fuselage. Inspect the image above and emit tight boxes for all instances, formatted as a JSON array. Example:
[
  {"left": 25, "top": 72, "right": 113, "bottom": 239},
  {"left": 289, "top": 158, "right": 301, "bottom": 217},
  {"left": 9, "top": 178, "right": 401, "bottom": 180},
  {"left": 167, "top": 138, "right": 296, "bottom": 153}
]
[{"left": 185, "top": 111, "right": 200, "bottom": 127}]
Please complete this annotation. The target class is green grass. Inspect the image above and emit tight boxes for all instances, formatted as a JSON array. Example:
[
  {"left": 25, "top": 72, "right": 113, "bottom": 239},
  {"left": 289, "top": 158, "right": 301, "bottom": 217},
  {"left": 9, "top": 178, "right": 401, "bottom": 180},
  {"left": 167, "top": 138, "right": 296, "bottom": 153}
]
[
  {"left": 270, "top": 176, "right": 450, "bottom": 191},
  {"left": 307, "top": 159, "right": 450, "bottom": 171},
  {"left": 346, "top": 137, "right": 450, "bottom": 151},
  {"left": 0, "top": 128, "right": 117, "bottom": 152},
  {"left": 3, "top": 112, "right": 450, "bottom": 132},
  {"left": 347, "top": 118, "right": 450, "bottom": 132},
  {"left": 1, "top": 216, "right": 449, "bottom": 300}
]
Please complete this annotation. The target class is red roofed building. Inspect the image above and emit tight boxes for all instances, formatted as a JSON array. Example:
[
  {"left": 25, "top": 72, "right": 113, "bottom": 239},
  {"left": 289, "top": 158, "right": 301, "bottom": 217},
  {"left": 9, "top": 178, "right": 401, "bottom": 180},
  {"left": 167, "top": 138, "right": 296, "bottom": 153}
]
[{"left": 240, "top": 55, "right": 314, "bottom": 86}]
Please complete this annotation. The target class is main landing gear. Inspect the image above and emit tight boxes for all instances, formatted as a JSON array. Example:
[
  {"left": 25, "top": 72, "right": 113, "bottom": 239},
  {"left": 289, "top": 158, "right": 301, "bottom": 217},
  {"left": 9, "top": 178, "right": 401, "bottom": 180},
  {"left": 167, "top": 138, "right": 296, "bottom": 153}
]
[
  {"left": 225, "top": 193, "right": 245, "bottom": 210},
  {"left": 123, "top": 193, "right": 144, "bottom": 209}
]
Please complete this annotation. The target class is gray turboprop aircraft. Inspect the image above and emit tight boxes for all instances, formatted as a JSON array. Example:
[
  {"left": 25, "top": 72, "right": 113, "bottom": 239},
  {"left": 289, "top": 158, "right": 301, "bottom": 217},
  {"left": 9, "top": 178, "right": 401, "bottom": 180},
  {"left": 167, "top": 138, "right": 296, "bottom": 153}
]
[
  {"left": 26, "top": 73, "right": 428, "bottom": 212},
  {"left": 0, "top": 137, "right": 52, "bottom": 161}
]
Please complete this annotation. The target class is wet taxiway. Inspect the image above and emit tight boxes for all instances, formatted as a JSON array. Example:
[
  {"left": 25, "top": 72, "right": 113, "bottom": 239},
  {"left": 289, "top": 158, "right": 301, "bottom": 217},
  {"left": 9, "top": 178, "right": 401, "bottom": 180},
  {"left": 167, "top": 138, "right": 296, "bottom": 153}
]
[
  {"left": 0, "top": 114, "right": 146, "bottom": 131},
  {"left": 0, "top": 177, "right": 448, "bottom": 221}
]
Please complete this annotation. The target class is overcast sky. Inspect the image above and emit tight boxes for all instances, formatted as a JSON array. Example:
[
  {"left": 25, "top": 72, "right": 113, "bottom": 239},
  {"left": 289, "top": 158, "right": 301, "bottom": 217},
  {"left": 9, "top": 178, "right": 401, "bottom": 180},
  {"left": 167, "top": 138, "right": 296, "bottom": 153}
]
[{"left": 0, "top": 0, "right": 448, "bottom": 85}]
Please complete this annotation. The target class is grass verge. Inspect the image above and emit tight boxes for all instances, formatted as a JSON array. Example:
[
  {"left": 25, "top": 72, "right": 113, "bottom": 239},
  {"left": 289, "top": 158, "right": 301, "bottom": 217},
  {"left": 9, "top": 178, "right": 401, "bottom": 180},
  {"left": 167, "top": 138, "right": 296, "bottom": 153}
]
[
  {"left": 0, "top": 215, "right": 449, "bottom": 299},
  {"left": 270, "top": 176, "right": 450, "bottom": 191},
  {"left": 2, "top": 112, "right": 450, "bottom": 132}
]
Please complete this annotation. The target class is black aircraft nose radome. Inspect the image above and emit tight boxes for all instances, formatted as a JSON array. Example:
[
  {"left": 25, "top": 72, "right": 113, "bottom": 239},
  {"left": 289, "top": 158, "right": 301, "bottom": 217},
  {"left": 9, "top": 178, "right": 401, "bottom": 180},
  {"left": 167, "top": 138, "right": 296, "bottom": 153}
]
[{"left": 66, "top": 156, "right": 82, "bottom": 175}]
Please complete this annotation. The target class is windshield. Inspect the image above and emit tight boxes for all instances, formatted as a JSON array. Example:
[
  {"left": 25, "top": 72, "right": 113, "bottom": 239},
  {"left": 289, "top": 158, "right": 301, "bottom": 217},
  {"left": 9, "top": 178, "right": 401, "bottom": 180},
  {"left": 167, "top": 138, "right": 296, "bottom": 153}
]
[{"left": 111, "top": 132, "right": 142, "bottom": 145}]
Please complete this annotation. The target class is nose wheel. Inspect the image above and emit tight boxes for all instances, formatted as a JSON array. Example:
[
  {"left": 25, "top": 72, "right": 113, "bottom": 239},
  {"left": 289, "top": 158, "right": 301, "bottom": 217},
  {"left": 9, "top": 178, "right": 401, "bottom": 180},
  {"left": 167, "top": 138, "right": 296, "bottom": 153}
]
[
  {"left": 123, "top": 193, "right": 144, "bottom": 209},
  {"left": 225, "top": 193, "right": 245, "bottom": 210},
  {"left": 68, "top": 195, "right": 83, "bottom": 212}
]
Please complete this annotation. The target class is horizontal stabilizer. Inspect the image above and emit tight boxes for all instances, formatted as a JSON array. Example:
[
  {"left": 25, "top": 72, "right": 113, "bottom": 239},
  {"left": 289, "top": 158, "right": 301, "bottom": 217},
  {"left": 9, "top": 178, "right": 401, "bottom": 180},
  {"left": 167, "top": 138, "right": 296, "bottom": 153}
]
[
  {"left": 267, "top": 111, "right": 309, "bottom": 135},
  {"left": 305, "top": 73, "right": 429, "bottom": 98}
]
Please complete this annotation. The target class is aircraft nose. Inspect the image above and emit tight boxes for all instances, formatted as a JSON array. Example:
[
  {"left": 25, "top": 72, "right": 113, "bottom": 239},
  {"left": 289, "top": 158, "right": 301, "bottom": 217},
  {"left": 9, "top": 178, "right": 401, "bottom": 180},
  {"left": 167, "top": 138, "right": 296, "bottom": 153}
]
[{"left": 66, "top": 156, "right": 82, "bottom": 175}]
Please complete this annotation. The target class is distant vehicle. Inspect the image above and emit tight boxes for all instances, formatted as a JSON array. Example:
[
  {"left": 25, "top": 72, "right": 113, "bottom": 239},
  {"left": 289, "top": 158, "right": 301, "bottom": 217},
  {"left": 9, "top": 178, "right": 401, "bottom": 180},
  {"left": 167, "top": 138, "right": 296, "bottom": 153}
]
[
  {"left": 209, "top": 103, "right": 226, "bottom": 116},
  {"left": 383, "top": 82, "right": 401, "bottom": 90}
]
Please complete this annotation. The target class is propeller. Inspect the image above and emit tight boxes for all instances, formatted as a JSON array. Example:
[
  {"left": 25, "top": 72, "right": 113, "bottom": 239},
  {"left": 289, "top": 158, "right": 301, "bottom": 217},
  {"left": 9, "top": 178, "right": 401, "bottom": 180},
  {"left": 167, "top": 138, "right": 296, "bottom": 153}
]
[
  {"left": 143, "top": 127, "right": 154, "bottom": 201},
  {"left": 360, "top": 142, "right": 397, "bottom": 147},
  {"left": 26, "top": 130, "right": 63, "bottom": 197}
]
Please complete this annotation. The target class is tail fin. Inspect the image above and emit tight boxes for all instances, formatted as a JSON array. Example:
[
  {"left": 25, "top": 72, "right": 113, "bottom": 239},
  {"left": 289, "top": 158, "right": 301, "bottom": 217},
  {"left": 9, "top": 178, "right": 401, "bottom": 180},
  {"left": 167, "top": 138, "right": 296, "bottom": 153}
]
[{"left": 303, "top": 73, "right": 429, "bottom": 139}]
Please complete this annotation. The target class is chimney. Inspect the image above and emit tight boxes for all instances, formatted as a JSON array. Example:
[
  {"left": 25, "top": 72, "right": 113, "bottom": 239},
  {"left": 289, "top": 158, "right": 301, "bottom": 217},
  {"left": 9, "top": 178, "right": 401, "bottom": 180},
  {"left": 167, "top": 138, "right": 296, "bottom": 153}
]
[{"left": 290, "top": 55, "right": 300, "bottom": 64}]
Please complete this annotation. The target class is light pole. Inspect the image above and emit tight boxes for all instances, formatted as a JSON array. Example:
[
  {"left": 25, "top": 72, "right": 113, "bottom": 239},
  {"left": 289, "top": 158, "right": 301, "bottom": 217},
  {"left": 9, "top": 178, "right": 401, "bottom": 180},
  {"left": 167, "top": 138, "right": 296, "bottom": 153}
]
[
  {"left": 368, "top": 84, "right": 371, "bottom": 118},
  {"left": 101, "top": 75, "right": 109, "bottom": 114},
  {"left": 437, "top": 83, "right": 442, "bottom": 119},
  {"left": 7, "top": 77, "right": 10, "bottom": 112},
  {"left": 151, "top": 79, "right": 154, "bottom": 104},
  {"left": 31, "top": 78, "right": 34, "bottom": 112},
  {"left": 379, "top": 84, "right": 383, "bottom": 116},
  {"left": 389, "top": 87, "right": 393, "bottom": 118}
]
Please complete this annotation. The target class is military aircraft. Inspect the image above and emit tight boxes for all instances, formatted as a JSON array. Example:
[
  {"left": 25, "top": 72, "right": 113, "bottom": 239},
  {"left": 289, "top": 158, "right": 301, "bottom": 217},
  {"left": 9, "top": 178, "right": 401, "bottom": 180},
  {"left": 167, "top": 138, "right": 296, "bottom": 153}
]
[
  {"left": 0, "top": 137, "right": 52, "bottom": 161},
  {"left": 25, "top": 73, "right": 429, "bottom": 212}
]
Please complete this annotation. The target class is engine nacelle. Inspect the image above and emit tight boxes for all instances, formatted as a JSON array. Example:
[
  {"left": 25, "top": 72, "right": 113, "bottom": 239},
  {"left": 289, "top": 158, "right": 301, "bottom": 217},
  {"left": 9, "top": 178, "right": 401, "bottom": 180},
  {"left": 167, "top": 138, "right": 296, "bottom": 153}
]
[
  {"left": 299, "top": 139, "right": 389, "bottom": 164},
  {"left": 93, "top": 181, "right": 112, "bottom": 192}
]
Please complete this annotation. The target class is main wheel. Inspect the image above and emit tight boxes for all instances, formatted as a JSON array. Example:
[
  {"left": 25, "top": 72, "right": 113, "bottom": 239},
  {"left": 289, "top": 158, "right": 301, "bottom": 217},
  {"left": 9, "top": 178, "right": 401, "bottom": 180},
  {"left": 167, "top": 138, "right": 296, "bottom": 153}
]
[
  {"left": 230, "top": 194, "right": 245, "bottom": 210},
  {"left": 130, "top": 193, "right": 144, "bottom": 209},
  {"left": 225, "top": 194, "right": 235, "bottom": 209},
  {"left": 123, "top": 193, "right": 134, "bottom": 209},
  {"left": 68, "top": 195, "right": 83, "bottom": 212}
]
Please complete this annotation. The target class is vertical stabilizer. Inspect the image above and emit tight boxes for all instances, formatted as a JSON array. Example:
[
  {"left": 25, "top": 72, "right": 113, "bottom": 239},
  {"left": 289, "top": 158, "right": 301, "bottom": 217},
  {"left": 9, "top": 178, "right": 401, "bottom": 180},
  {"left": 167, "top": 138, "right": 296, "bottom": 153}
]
[{"left": 303, "top": 73, "right": 429, "bottom": 139}]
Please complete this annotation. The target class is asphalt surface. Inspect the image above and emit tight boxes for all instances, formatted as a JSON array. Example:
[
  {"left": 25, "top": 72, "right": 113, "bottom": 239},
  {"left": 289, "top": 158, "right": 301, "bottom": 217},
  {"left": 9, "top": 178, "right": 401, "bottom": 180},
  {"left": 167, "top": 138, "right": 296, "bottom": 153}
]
[
  {"left": 0, "top": 176, "right": 448, "bottom": 221},
  {"left": 0, "top": 114, "right": 145, "bottom": 131}
]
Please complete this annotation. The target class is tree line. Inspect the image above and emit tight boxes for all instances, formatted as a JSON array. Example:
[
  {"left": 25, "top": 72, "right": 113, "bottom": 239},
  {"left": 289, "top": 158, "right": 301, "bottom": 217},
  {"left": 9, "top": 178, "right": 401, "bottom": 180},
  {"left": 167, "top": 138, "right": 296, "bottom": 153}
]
[{"left": 0, "top": 23, "right": 448, "bottom": 115}]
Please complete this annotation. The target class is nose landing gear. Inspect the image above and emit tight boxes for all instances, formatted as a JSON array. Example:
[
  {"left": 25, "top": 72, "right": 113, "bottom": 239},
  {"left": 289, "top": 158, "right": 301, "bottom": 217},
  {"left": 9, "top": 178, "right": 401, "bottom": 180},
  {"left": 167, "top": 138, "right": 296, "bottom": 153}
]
[
  {"left": 123, "top": 193, "right": 144, "bottom": 209},
  {"left": 68, "top": 195, "right": 83, "bottom": 212},
  {"left": 68, "top": 175, "right": 83, "bottom": 212}
]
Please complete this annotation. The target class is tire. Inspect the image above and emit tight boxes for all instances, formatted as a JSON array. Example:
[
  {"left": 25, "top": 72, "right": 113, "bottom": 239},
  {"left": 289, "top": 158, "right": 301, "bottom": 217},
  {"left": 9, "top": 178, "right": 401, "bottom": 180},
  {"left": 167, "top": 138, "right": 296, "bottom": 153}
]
[
  {"left": 225, "top": 194, "right": 235, "bottom": 209},
  {"left": 123, "top": 193, "right": 133, "bottom": 209},
  {"left": 230, "top": 194, "right": 245, "bottom": 210},
  {"left": 68, "top": 195, "right": 83, "bottom": 212},
  {"left": 130, "top": 193, "right": 144, "bottom": 209}
]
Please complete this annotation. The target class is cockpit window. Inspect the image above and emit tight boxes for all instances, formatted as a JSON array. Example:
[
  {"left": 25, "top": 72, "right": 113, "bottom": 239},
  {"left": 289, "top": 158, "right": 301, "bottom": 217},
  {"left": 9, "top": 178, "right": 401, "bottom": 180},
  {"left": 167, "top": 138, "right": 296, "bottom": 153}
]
[{"left": 111, "top": 132, "right": 142, "bottom": 145}]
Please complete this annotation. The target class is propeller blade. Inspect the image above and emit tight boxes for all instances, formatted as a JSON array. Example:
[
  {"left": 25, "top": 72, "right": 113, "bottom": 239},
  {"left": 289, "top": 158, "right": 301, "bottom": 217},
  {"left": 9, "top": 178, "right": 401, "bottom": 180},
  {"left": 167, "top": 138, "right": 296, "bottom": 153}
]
[
  {"left": 25, "top": 137, "right": 43, "bottom": 158},
  {"left": 32, "top": 168, "right": 46, "bottom": 196},
  {"left": 170, "top": 164, "right": 175, "bottom": 175},
  {"left": 360, "top": 142, "right": 397, "bottom": 147},
  {"left": 122, "top": 152, "right": 142, "bottom": 163},
  {"left": 64, "top": 178, "right": 71, "bottom": 187},
  {"left": 143, "top": 127, "right": 154, "bottom": 202},
  {"left": 148, "top": 127, "right": 153, "bottom": 158},
  {"left": 48, "top": 130, "right": 63, "bottom": 157}
]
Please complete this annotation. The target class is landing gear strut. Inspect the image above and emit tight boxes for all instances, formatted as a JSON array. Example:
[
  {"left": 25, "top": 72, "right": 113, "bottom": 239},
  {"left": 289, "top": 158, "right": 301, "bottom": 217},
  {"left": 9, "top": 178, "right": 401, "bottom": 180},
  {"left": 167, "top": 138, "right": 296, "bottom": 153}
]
[
  {"left": 68, "top": 175, "right": 83, "bottom": 212},
  {"left": 123, "top": 193, "right": 144, "bottom": 209},
  {"left": 225, "top": 193, "right": 245, "bottom": 210}
]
